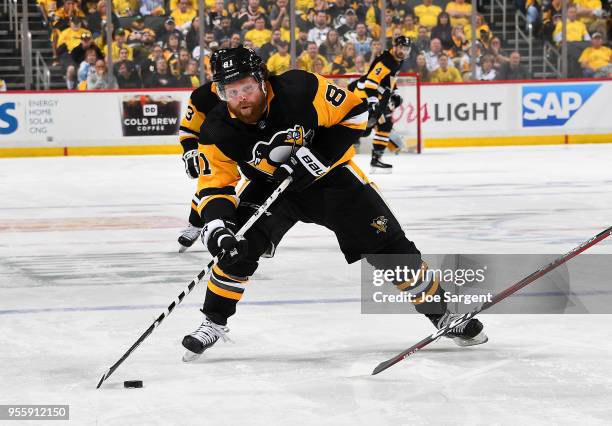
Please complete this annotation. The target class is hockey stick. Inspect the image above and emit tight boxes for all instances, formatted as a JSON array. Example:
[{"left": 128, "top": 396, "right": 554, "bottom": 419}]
[
  {"left": 372, "top": 225, "right": 612, "bottom": 375},
  {"left": 96, "top": 177, "right": 293, "bottom": 388}
]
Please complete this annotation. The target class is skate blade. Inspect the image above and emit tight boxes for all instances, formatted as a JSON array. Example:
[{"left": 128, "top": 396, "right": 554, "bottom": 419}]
[
  {"left": 178, "top": 244, "right": 189, "bottom": 253},
  {"left": 450, "top": 330, "right": 488, "bottom": 347},
  {"left": 182, "top": 350, "right": 202, "bottom": 362},
  {"left": 370, "top": 167, "right": 393, "bottom": 175}
]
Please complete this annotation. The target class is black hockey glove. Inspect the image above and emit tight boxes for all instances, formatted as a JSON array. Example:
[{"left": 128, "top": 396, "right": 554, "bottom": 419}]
[
  {"left": 389, "top": 93, "right": 403, "bottom": 109},
  {"left": 182, "top": 149, "right": 200, "bottom": 179},
  {"left": 202, "top": 219, "right": 248, "bottom": 268},
  {"left": 367, "top": 99, "right": 381, "bottom": 129},
  {"left": 272, "top": 146, "right": 330, "bottom": 192}
]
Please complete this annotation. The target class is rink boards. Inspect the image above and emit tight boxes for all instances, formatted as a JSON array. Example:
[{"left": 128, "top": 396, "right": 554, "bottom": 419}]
[{"left": 1, "top": 78, "right": 611, "bottom": 157}]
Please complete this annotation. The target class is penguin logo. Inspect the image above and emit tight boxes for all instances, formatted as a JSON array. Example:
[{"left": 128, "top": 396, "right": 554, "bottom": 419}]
[
  {"left": 248, "top": 125, "right": 314, "bottom": 175},
  {"left": 371, "top": 216, "right": 388, "bottom": 233}
]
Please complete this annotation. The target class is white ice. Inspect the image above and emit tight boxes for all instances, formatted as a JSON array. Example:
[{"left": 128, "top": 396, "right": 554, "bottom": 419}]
[{"left": 1, "top": 145, "right": 611, "bottom": 425}]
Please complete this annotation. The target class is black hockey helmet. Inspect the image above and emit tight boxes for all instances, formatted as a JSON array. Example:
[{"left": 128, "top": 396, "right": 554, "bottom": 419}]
[
  {"left": 211, "top": 46, "right": 265, "bottom": 86},
  {"left": 393, "top": 35, "right": 412, "bottom": 48}
]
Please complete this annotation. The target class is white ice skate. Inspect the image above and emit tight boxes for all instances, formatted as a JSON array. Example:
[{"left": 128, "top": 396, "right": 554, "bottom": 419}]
[
  {"left": 182, "top": 317, "right": 231, "bottom": 362},
  {"left": 178, "top": 224, "right": 203, "bottom": 253}
]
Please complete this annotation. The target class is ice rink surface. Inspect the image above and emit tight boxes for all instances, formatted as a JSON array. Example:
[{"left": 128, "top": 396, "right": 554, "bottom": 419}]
[{"left": 1, "top": 144, "right": 611, "bottom": 425}]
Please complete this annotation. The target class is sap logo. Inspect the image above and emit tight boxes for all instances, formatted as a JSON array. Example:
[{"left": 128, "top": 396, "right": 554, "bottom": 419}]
[
  {"left": 0, "top": 102, "right": 18, "bottom": 135},
  {"left": 522, "top": 84, "right": 600, "bottom": 127}
]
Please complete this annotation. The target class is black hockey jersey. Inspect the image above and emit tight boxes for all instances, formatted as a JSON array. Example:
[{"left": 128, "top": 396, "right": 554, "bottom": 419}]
[
  {"left": 196, "top": 69, "right": 368, "bottom": 222},
  {"left": 348, "top": 50, "right": 403, "bottom": 103}
]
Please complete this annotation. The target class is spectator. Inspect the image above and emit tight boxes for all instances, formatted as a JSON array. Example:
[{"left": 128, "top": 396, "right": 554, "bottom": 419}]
[
  {"left": 178, "top": 48, "right": 192, "bottom": 73},
  {"left": 400, "top": 14, "right": 419, "bottom": 41},
  {"left": 541, "top": 0, "right": 562, "bottom": 42},
  {"left": 296, "top": 28, "right": 310, "bottom": 56},
  {"left": 259, "top": 30, "right": 283, "bottom": 62},
  {"left": 449, "top": 25, "right": 470, "bottom": 60},
  {"left": 366, "top": 39, "right": 383, "bottom": 63},
  {"left": 331, "top": 42, "right": 356, "bottom": 73},
  {"left": 313, "top": 55, "right": 331, "bottom": 74},
  {"left": 110, "top": 28, "right": 134, "bottom": 62},
  {"left": 86, "top": 0, "right": 120, "bottom": 37},
  {"left": 445, "top": 0, "right": 472, "bottom": 28},
  {"left": 169, "top": 58, "right": 192, "bottom": 87},
  {"left": 126, "top": 15, "right": 150, "bottom": 47},
  {"left": 496, "top": 51, "right": 529, "bottom": 80},
  {"left": 424, "top": 38, "right": 448, "bottom": 71},
  {"left": 238, "top": 0, "right": 269, "bottom": 32},
  {"left": 279, "top": 16, "right": 294, "bottom": 43},
  {"left": 214, "top": 16, "right": 237, "bottom": 45},
  {"left": 414, "top": 0, "right": 442, "bottom": 29},
  {"left": 297, "top": 41, "right": 329, "bottom": 72},
  {"left": 158, "top": 17, "right": 182, "bottom": 46},
  {"left": 269, "top": 0, "right": 289, "bottom": 30},
  {"left": 208, "top": 0, "right": 231, "bottom": 28},
  {"left": 388, "top": 0, "right": 413, "bottom": 22},
  {"left": 141, "top": 44, "right": 165, "bottom": 86},
  {"left": 354, "top": 54, "right": 367, "bottom": 74},
  {"left": 139, "top": 0, "right": 165, "bottom": 16},
  {"left": 372, "top": 8, "right": 398, "bottom": 42},
  {"left": 337, "top": 8, "right": 358, "bottom": 40},
  {"left": 357, "top": 0, "right": 381, "bottom": 28},
  {"left": 466, "top": 14, "right": 493, "bottom": 45},
  {"left": 553, "top": 6, "right": 590, "bottom": 44},
  {"left": 415, "top": 26, "right": 431, "bottom": 53},
  {"left": 411, "top": 52, "right": 430, "bottom": 82},
  {"left": 575, "top": 0, "right": 607, "bottom": 40},
  {"left": 485, "top": 36, "right": 509, "bottom": 68},
  {"left": 87, "top": 59, "right": 118, "bottom": 89},
  {"left": 113, "top": 0, "right": 138, "bottom": 17},
  {"left": 348, "top": 23, "right": 372, "bottom": 58},
  {"left": 229, "top": 33, "right": 243, "bottom": 49},
  {"left": 308, "top": 10, "right": 332, "bottom": 47},
  {"left": 133, "top": 28, "right": 157, "bottom": 65},
  {"left": 579, "top": 32, "right": 612, "bottom": 77},
  {"left": 266, "top": 40, "right": 291, "bottom": 75},
  {"left": 113, "top": 47, "right": 135, "bottom": 75},
  {"left": 148, "top": 58, "right": 178, "bottom": 87},
  {"left": 116, "top": 61, "right": 142, "bottom": 88},
  {"left": 77, "top": 48, "right": 99, "bottom": 83},
  {"left": 0, "top": 78, "right": 6, "bottom": 92},
  {"left": 67, "top": 31, "right": 103, "bottom": 89},
  {"left": 429, "top": 53, "right": 462, "bottom": 82},
  {"left": 56, "top": 16, "right": 89, "bottom": 63},
  {"left": 475, "top": 54, "right": 496, "bottom": 80},
  {"left": 328, "top": 0, "right": 349, "bottom": 26},
  {"left": 185, "top": 59, "right": 200, "bottom": 87},
  {"left": 185, "top": 17, "right": 201, "bottom": 52},
  {"left": 431, "top": 12, "right": 453, "bottom": 50},
  {"left": 164, "top": 32, "right": 182, "bottom": 62},
  {"left": 319, "top": 30, "right": 343, "bottom": 62},
  {"left": 172, "top": 0, "right": 197, "bottom": 33},
  {"left": 245, "top": 16, "right": 273, "bottom": 49}
]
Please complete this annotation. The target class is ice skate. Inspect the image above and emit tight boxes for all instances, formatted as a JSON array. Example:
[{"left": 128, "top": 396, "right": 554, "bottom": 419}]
[
  {"left": 182, "top": 316, "right": 231, "bottom": 362},
  {"left": 431, "top": 312, "right": 488, "bottom": 347},
  {"left": 177, "top": 224, "right": 202, "bottom": 253},
  {"left": 370, "top": 151, "right": 393, "bottom": 174}
]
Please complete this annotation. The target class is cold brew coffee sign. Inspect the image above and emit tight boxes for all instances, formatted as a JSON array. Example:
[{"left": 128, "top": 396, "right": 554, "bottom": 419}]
[{"left": 120, "top": 95, "right": 181, "bottom": 136}]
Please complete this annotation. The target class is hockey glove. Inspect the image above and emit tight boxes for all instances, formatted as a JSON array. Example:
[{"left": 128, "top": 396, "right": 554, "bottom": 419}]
[
  {"left": 366, "top": 98, "right": 381, "bottom": 129},
  {"left": 389, "top": 93, "right": 403, "bottom": 109},
  {"left": 203, "top": 219, "right": 248, "bottom": 268},
  {"left": 272, "top": 146, "right": 330, "bottom": 192},
  {"left": 182, "top": 149, "right": 200, "bottom": 179}
]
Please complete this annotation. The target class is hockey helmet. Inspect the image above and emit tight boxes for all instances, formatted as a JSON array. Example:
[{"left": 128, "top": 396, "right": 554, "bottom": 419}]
[{"left": 211, "top": 46, "right": 266, "bottom": 100}]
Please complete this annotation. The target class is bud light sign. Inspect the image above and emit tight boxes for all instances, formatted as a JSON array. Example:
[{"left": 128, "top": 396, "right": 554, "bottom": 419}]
[{"left": 522, "top": 84, "right": 601, "bottom": 127}]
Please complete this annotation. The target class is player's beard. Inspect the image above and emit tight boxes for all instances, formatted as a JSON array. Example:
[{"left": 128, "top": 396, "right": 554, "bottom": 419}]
[{"left": 230, "top": 96, "right": 266, "bottom": 124}]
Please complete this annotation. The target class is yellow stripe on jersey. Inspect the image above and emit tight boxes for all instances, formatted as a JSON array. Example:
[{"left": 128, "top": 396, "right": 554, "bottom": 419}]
[{"left": 311, "top": 73, "right": 368, "bottom": 130}]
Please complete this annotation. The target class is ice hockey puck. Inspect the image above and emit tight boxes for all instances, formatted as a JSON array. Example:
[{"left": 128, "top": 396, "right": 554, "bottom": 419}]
[{"left": 123, "top": 380, "right": 143, "bottom": 388}]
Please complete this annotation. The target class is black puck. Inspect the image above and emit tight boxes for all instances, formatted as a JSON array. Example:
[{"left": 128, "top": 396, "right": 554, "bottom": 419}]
[{"left": 123, "top": 380, "right": 143, "bottom": 388}]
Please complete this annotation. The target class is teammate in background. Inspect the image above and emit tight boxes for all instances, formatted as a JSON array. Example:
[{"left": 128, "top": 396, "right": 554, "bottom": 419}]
[
  {"left": 181, "top": 46, "right": 487, "bottom": 361},
  {"left": 348, "top": 36, "right": 411, "bottom": 173},
  {"left": 177, "top": 80, "right": 221, "bottom": 252}
]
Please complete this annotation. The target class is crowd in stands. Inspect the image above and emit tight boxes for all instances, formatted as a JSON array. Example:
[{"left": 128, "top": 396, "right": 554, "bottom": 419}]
[{"left": 34, "top": 0, "right": 611, "bottom": 90}]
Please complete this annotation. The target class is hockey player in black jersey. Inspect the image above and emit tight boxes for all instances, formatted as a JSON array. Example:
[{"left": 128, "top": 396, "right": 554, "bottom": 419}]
[
  {"left": 181, "top": 47, "right": 487, "bottom": 361},
  {"left": 177, "top": 80, "right": 222, "bottom": 252},
  {"left": 348, "top": 36, "right": 411, "bottom": 173}
]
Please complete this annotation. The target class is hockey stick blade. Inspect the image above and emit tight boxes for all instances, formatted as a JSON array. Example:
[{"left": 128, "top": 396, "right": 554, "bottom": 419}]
[
  {"left": 372, "top": 226, "right": 612, "bottom": 376},
  {"left": 96, "top": 177, "right": 292, "bottom": 388}
]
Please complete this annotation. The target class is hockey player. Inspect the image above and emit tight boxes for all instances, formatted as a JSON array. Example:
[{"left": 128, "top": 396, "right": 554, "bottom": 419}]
[
  {"left": 348, "top": 35, "right": 411, "bottom": 172},
  {"left": 177, "top": 81, "right": 222, "bottom": 252},
  {"left": 181, "top": 46, "right": 487, "bottom": 361}
]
